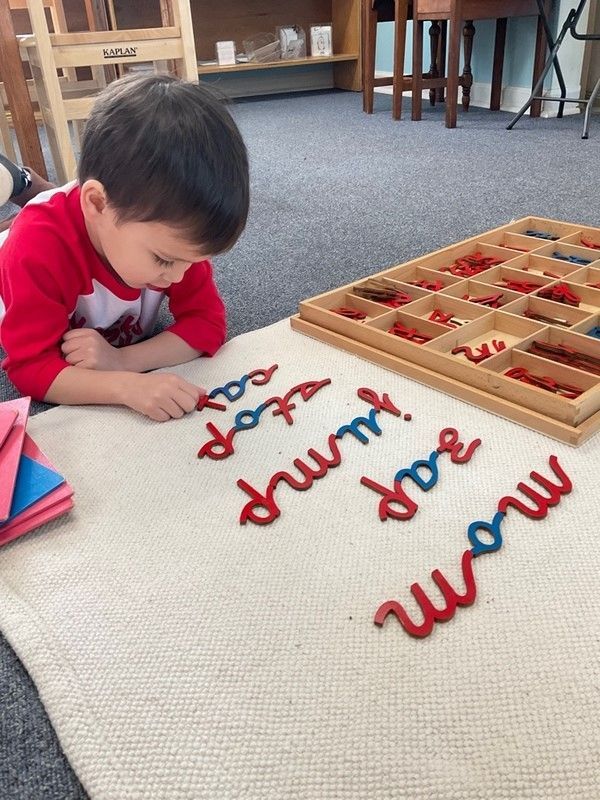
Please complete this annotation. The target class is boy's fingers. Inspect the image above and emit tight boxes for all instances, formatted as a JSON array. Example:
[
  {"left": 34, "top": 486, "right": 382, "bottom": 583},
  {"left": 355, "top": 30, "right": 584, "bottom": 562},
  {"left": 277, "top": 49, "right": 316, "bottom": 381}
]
[
  {"left": 179, "top": 379, "right": 205, "bottom": 401},
  {"left": 174, "top": 388, "right": 199, "bottom": 414},
  {"left": 64, "top": 353, "right": 86, "bottom": 366},
  {"left": 63, "top": 328, "right": 94, "bottom": 341},
  {"left": 159, "top": 397, "right": 186, "bottom": 419},
  {"left": 61, "top": 339, "right": 83, "bottom": 355},
  {"left": 148, "top": 407, "right": 170, "bottom": 423}
]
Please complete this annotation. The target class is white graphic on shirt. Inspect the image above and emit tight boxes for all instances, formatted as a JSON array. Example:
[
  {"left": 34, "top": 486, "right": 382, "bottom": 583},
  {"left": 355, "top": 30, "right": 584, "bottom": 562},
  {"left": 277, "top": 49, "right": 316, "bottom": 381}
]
[{"left": 70, "top": 279, "right": 164, "bottom": 347}]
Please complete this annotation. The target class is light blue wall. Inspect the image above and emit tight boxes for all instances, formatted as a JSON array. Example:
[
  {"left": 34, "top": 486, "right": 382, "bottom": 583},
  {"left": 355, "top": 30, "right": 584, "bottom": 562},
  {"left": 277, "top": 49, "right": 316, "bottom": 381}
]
[{"left": 375, "top": 16, "right": 547, "bottom": 88}]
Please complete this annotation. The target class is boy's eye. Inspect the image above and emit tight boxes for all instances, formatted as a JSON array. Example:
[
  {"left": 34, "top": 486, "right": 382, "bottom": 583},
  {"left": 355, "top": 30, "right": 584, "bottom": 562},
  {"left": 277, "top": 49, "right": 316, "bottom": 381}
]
[{"left": 153, "top": 254, "right": 174, "bottom": 268}]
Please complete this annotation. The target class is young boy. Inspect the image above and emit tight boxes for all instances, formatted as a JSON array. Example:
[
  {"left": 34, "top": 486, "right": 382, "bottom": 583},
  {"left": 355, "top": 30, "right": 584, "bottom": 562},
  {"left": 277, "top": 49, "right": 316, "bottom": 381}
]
[{"left": 0, "top": 73, "right": 249, "bottom": 421}]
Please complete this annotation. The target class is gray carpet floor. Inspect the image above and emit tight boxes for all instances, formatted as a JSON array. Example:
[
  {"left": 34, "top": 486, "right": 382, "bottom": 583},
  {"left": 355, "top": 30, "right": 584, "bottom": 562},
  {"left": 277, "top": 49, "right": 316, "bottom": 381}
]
[{"left": 1, "top": 89, "right": 599, "bottom": 798}]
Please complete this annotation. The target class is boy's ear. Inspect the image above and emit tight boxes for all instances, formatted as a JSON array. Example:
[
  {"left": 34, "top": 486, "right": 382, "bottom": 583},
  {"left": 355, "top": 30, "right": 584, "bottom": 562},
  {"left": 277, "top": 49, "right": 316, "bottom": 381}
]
[{"left": 80, "top": 179, "right": 108, "bottom": 218}]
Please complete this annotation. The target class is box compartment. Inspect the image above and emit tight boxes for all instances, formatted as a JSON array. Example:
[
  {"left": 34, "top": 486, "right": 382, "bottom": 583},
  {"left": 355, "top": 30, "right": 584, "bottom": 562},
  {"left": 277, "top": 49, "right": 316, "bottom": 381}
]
[
  {"left": 567, "top": 265, "right": 600, "bottom": 290},
  {"left": 513, "top": 326, "right": 600, "bottom": 379},
  {"left": 500, "top": 216, "right": 584, "bottom": 241},
  {"left": 378, "top": 264, "right": 463, "bottom": 291},
  {"left": 400, "top": 294, "right": 491, "bottom": 328},
  {"left": 559, "top": 228, "right": 600, "bottom": 253},
  {"left": 501, "top": 294, "right": 594, "bottom": 329},
  {"left": 425, "top": 310, "right": 546, "bottom": 366},
  {"left": 410, "top": 241, "right": 523, "bottom": 274},
  {"left": 533, "top": 282, "right": 600, "bottom": 314},
  {"left": 439, "top": 279, "right": 523, "bottom": 308},
  {"left": 478, "top": 265, "right": 557, "bottom": 294},
  {"left": 512, "top": 252, "right": 585, "bottom": 280},
  {"left": 532, "top": 241, "right": 600, "bottom": 269},
  {"left": 482, "top": 348, "right": 599, "bottom": 426},
  {"left": 350, "top": 277, "right": 431, "bottom": 308}
]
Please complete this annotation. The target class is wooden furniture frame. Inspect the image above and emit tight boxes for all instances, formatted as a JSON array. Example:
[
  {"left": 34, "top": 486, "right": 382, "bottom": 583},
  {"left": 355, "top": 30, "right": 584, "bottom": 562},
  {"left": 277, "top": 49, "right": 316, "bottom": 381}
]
[
  {"left": 412, "top": 0, "right": 550, "bottom": 128},
  {"left": 0, "top": 90, "right": 17, "bottom": 160},
  {"left": 1, "top": 0, "right": 104, "bottom": 174},
  {"left": 19, "top": 0, "right": 198, "bottom": 183},
  {"left": 0, "top": 0, "right": 46, "bottom": 176},
  {"left": 362, "top": 0, "right": 448, "bottom": 120},
  {"left": 11, "top": 0, "right": 77, "bottom": 79},
  {"left": 291, "top": 216, "right": 600, "bottom": 446},
  {"left": 363, "top": 0, "right": 410, "bottom": 118}
]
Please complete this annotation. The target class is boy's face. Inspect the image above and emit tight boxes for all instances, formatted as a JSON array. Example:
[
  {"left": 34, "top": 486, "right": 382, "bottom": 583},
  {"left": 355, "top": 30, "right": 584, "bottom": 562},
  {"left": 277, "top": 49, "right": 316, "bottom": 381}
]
[{"left": 81, "top": 182, "right": 208, "bottom": 289}]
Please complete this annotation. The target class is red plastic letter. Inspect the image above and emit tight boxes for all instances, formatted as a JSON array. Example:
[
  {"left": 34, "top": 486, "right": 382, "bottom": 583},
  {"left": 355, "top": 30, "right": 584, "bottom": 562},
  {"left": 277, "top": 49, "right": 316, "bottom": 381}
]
[{"left": 374, "top": 550, "right": 476, "bottom": 637}]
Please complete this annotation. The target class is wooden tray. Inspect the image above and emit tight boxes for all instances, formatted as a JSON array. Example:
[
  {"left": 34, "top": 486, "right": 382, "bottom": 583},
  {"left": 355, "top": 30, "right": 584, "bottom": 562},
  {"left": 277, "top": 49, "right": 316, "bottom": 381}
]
[{"left": 291, "top": 217, "right": 600, "bottom": 446}]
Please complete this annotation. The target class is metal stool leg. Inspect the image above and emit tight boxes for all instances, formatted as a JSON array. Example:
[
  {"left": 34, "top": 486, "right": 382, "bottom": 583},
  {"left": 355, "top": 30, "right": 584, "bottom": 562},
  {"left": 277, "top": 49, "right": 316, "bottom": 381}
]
[{"left": 582, "top": 76, "right": 600, "bottom": 139}]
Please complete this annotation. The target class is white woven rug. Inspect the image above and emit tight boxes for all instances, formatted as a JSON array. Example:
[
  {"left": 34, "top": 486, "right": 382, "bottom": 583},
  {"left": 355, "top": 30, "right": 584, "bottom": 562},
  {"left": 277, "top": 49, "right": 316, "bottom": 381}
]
[{"left": 0, "top": 319, "right": 598, "bottom": 800}]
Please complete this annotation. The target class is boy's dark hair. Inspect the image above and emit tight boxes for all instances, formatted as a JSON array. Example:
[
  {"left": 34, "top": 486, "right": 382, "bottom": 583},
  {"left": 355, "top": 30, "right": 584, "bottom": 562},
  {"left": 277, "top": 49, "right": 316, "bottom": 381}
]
[{"left": 79, "top": 73, "right": 249, "bottom": 254}]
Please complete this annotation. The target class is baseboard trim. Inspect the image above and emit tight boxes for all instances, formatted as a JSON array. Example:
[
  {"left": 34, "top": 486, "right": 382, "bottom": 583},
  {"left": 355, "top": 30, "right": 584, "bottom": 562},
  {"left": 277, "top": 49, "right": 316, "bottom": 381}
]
[{"left": 373, "top": 72, "right": 583, "bottom": 117}]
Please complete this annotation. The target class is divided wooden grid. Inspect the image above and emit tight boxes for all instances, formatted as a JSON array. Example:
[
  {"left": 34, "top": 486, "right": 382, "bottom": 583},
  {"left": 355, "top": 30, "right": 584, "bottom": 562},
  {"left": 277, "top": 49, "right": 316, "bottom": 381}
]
[{"left": 291, "top": 217, "right": 600, "bottom": 446}]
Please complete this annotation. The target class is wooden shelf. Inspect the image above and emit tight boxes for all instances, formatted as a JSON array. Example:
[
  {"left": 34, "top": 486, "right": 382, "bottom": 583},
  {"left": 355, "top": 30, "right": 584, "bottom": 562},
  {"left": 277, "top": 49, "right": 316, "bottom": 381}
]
[
  {"left": 58, "top": 0, "right": 363, "bottom": 92},
  {"left": 197, "top": 53, "right": 359, "bottom": 75}
]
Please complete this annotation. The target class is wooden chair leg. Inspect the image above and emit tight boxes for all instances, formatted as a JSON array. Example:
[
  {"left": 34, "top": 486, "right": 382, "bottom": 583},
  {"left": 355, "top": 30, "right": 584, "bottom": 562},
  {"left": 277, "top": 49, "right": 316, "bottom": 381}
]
[
  {"left": 363, "top": 0, "right": 377, "bottom": 114},
  {"left": 436, "top": 20, "right": 447, "bottom": 103},
  {"left": 461, "top": 20, "right": 474, "bottom": 111},
  {"left": 392, "top": 0, "right": 408, "bottom": 120},
  {"left": 171, "top": 0, "right": 200, "bottom": 81},
  {"left": 491, "top": 18, "right": 507, "bottom": 111},
  {"left": 412, "top": 18, "right": 424, "bottom": 120},
  {"left": 428, "top": 20, "right": 440, "bottom": 105},
  {"left": 30, "top": 60, "right": 74, "bottom": 183},
  {"left": 0, "top": 103, "right": 17, "bottom": 162},
  {"left": 445, "top": 4, "right": 461, "bottom": 128}
]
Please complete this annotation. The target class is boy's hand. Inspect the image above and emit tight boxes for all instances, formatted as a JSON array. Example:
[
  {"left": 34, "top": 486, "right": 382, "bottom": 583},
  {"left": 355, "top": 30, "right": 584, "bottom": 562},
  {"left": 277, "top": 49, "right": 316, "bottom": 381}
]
[
  {"left": 121, "top": 373, "right": 204, "bottom": 422},
  {"left": 62, "top": 328, "right": 123, "bottom": 371}
]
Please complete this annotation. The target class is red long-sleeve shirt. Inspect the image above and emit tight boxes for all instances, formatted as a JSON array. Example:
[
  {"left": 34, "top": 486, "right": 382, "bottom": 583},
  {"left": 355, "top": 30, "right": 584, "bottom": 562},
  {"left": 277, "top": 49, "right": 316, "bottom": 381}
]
[{"left": 0, "top": 184, "right": 226, "bottom": 399}]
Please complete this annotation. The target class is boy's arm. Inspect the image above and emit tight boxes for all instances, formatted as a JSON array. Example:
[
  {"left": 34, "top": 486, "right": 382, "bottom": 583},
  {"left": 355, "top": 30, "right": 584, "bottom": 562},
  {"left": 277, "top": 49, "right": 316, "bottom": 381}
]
[
  {"left": 45, "top": 365, "right": 203, "bottom": 422},
  {"left": 61, "top": 328, "right": 201, "bottom": 373},
  {"left": 162, "top": 260, "right": 227, "bottom": 357},
  {"left": 118, "top": 330, "right": 201, "bottom": 372}
]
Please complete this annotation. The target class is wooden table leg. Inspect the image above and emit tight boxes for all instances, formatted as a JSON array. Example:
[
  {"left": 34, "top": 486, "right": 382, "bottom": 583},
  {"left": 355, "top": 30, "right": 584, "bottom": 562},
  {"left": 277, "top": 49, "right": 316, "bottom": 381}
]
[
  {"left": 490, "top": 17, "right": 507, "bottom": 111},
  {"left": 362, "top": 0, "right": 376, "bottom": 113},
  {"left": 461, "top": 19, "right": 474, "bottom": 111},
  {"left": 437, "top": 20, "right": 447, "bottom": 103},
  {"left": 392, "top": 0, "right": 409, "bottom": 119},
  {"left": 445, "top": 1, "right": 462, "bottom": 127},
  {"left": 0, "top": 0, "right": 47, "bottom": 178},
  {"left": 428, "top": 20, "right": 441, "bottom": 105},
  {"left": 412, "top": 16, "right": 424, "bottom": 120}
]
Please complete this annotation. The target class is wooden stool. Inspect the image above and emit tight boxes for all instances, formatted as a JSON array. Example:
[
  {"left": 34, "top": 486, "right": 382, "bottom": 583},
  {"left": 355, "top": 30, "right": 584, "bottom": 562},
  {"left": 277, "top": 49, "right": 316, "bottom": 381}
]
[
  {"left": 362, "top": 0, "right": 447, "bottom": 120},
  {"left": 362, "top": 0, "right": 410, "bottom": 119}
]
